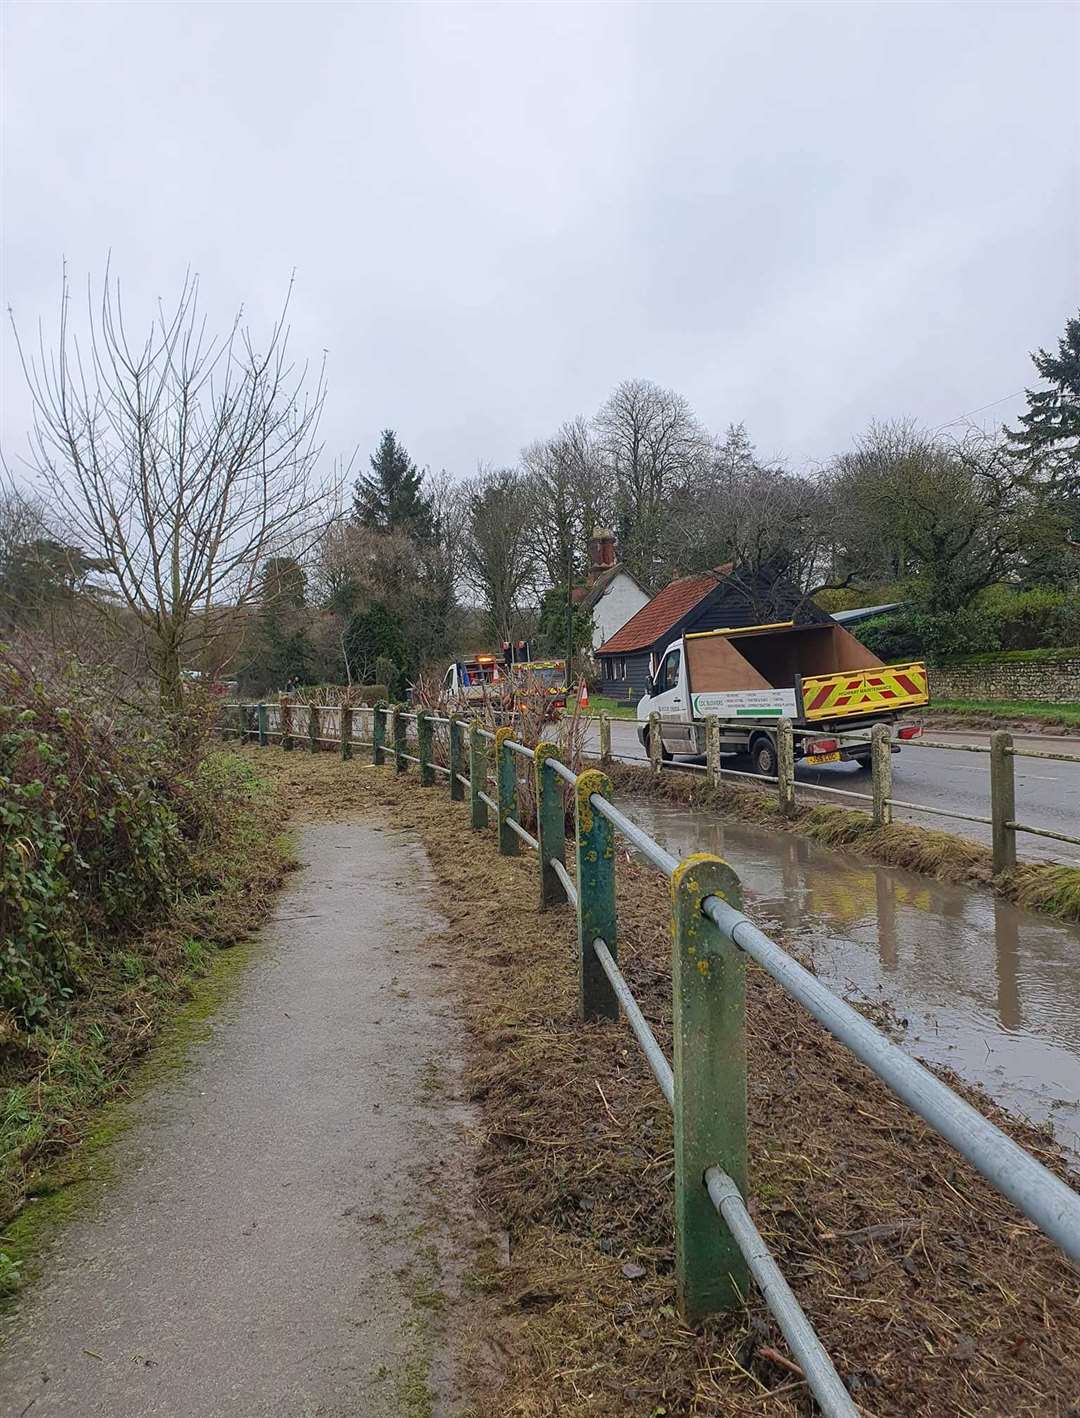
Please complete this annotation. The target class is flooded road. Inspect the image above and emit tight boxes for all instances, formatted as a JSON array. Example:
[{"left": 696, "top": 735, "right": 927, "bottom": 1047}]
[{"left": 626, "top": 798, "right": 1080, "bottom": 1161}]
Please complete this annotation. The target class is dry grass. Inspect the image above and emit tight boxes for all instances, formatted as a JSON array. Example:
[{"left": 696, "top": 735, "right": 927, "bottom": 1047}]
[{"left": 258, "top": 747, "right": 1080, "bottom": 1418}]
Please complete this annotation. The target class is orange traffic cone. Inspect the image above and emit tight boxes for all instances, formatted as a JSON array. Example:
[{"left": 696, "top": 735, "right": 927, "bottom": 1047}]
[{"left": 577, "top": 679, "right": 589, "bottom": 709}]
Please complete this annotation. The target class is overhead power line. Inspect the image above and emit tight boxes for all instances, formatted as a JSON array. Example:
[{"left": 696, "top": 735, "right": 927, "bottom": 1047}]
[{"left": 931, "top": 390, "right": 1026, "bottom": 434}]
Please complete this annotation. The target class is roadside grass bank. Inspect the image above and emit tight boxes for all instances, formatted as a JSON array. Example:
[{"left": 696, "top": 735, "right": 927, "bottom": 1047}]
[
  {"left": 584, "top": 695, "right": 637, "bottom": 720},
  {"left": 0, "top": 743, "right": 292, "bottom": 1298},
  {"left": 925, "top": 699, "right": 1080, "bottom": 731},
  {"left": 603, "top": 761, "right": 1080, "bottom": 925},
  {"left": 254, "top": 748, "right": 1080, "bottom": 1418}
]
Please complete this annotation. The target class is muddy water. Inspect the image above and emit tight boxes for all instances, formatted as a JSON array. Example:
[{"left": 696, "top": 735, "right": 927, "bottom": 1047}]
[{"left": 626, "top": 799, "right": 1080, "bottom": 1161}]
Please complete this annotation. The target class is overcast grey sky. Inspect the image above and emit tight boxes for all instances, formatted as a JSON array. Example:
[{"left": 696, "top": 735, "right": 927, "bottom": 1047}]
[{"left": 2, "top": 1, "right": 1078, "bottom": 484}]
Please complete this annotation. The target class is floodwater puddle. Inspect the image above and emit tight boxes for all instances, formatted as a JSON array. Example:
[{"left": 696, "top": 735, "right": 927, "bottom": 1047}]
[{"left": 625, "top": 798, "right": 1080, "bottom": 1161}]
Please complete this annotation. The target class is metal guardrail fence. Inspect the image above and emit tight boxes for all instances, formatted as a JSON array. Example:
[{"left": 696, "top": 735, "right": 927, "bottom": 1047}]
[
  {"left": 588, "top": 710, "right": 1080, "bottom": 870},
  {"left": 222, "top": 696, "right": 1080, "bottom": 1417}
]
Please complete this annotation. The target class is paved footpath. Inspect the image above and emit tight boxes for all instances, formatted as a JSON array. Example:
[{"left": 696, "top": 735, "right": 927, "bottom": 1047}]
[{"left": 0, "top": 819, "right": 472, "bottom": 1418}]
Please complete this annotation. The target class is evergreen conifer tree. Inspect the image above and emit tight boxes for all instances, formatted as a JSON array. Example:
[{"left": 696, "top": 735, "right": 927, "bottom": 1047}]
[
  {"left": 352, "top": 429, "right": 432, "bottom": 539},
  {"left": 1007, "top": 313, "right": 1080, "bottom": 487}
]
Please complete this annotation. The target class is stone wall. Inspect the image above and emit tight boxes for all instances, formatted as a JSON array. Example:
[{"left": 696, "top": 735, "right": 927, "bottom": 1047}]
[{"left": 929, "top": 655, "right": 1080, "bottom": 704}]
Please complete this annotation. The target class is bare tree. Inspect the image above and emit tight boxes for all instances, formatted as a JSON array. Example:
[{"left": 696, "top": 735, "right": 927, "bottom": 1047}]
[
  {"left": 594, "top": 378, "right": 708, "bottom": 585},
  {"left": 459, "top": 466, "right": 537, "bottom": 645},
  {"left": 12, "top": 264, "right": 336, "bottom": 708},
  {"left": 521, "top": 417, "right": 608, "bottom": 590},
  {"left": 672, "top": 424, "right": 842, "bottom": 616},
  {"left": 828, "top": 421, "right": 1053, "bottom": 616}
]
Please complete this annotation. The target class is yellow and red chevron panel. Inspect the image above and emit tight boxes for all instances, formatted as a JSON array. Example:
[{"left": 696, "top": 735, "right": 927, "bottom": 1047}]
[{"left": 801, "top": 661, "right": 929, "bottom": 721}]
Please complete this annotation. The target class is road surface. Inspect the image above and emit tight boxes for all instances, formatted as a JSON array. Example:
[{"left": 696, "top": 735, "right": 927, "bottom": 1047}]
[
  {"left": 0, "top": 819, "right": 471, "bottom": 1418},
  {"left": 583, "top": 721, "right": 1080, "bottom": 865}
]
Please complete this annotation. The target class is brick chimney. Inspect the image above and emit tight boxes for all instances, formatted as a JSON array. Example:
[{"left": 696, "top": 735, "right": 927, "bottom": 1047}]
[{"left": 588, "top": 527, "right": 616, "bottom": 575}]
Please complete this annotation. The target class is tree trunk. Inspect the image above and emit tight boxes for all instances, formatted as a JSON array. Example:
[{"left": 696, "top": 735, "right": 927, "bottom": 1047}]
[{"left": 157, "top": 630, "right": 184, "bottom": 713}]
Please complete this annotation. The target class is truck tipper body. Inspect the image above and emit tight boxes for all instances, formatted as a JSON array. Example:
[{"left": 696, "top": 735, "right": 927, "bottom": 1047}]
[{"left": 636, "top": 618, "right": 929, "bottom": 774}]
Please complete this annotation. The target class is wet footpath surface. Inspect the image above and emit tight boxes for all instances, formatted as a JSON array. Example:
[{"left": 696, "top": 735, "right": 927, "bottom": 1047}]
[
  {"left": 628, "top": 799, "right": 1080, "bottom": 1162},
  {"left": 0, "top": 820, "right": 472, "bottom": 1418}
]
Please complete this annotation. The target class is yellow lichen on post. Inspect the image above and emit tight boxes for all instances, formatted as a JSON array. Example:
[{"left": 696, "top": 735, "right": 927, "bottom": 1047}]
[
  {"left": 533, "top": 739, "right": 559, "bottom": 779},
  {"left": 670, "top": 851, "right": 733, "bottom": 897},
  {"left": 575, "top": 768, "right": 608, "bottom": 836}
]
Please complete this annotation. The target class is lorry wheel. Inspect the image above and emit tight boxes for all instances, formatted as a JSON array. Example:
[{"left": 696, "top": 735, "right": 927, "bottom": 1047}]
[
  {"left": 750, "top": 733, "right": 779, "bottom": 777},
  {"left": 643, "top": 729, "right": 672, "bottom": 764}
]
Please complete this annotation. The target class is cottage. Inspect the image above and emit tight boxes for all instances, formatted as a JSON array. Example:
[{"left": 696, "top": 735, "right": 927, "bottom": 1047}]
[
  {"left": 595, "top": 563, "right": 828, "bottom": 703},
  {"left": 574, "top": 529, "right": 650, "bottom": 656}
]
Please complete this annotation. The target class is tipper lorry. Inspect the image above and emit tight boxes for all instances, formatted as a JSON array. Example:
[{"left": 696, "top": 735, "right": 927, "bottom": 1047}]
[{"left": 636, "top": 618, "right": 929, "bottom": 774}]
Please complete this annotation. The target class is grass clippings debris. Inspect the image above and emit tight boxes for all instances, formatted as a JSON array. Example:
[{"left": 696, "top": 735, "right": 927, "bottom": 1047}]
[{"left": 257, "top": 746, "right": 1080, "bottom": 1418}]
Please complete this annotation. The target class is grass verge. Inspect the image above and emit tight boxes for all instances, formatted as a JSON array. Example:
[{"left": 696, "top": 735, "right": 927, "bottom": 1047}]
[
  {"left": 927, "top": 699, "right": 1080, "bottom": 730},
  {"left": 255, "top": 748, "right": 1080, "bottom": 1417},
  {"left": 0, "top": 749, "right": 293, "bottom": 1297},
  {"left": 585, "top": 696, "right": 637, "bottom": 720},
  {"left": 602, "top": 761, "right": 1080, "bottom": 925}
]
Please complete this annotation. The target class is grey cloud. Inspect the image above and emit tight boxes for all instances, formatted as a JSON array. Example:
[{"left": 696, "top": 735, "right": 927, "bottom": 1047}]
[{"left": 2, "top": 1, "right": 1077, "bottom": 483}]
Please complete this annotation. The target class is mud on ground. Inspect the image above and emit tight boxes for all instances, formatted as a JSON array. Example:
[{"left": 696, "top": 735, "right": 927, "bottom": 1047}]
[{"left": 260, "top": 748, "right": 1080, "bottom": 1418}]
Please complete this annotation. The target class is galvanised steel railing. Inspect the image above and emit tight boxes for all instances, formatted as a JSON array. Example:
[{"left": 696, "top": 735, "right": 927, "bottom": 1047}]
[{"left": 224, "top": 698, "right": 1080, "bottom": 1417}]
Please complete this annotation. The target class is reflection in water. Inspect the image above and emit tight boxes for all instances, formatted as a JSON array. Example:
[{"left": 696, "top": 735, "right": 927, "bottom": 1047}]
[
  {"left": 625, "top": 799, "right": 1080, "bottom": 1161},
  {"left": 996, "top": 908, "right": 1021, "bottom": 1033}
]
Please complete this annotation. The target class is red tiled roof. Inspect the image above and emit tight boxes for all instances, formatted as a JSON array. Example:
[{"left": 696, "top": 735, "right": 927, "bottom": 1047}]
[{"left": 596, "top": 571, "right": 721, "bottom": 655}]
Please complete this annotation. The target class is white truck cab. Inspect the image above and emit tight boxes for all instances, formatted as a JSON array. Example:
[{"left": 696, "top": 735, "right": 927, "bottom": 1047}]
[{"left": 639, "top": 641, "right": 695, "bottom": 757}]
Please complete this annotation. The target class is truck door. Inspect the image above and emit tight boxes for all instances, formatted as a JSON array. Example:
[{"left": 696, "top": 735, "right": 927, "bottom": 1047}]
[{"left": 653, "top": 645, "right": 692, "bottom": 754}]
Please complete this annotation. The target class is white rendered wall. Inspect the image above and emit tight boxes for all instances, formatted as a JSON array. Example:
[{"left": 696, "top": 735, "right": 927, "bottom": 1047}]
[{"left": 592, "top": 574, "right": 650, "bottom": 650}]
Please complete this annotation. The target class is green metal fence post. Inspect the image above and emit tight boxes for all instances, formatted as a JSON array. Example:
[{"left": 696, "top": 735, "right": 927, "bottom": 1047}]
[
  {"left": 777, "top": 717, "right": 796, "bottom": 816},
  {"left": 706, "top": 715, "right": 721, "bottom": 787},
  {"left": 648, "top": 710, "right": 663, "bottom": 775},
  {"left": 575, "top": 769, "right": 617, "bottom": 1021},
  {"left": 448, "top": 713, "right": 465, "bottom": 801},
  {"left": 281, "top": 697, "right": 293, "bottom": 752},
  {"left": 534, "top": 743, "right": 567, "bottom": 909},
  {"left": 671, "top": 853, "right": 748, "bottom": 1321},
  {"left": 871, "top": 722, "right": 892, "bottom": 826},
  {"left": 417, "top": 709, "right": 435, "bottom": 787},
  {"left": 393, "top": 705, "right": 407, "bottom": 773},
  {"left": 257, "top": 702, "right": 268, "bottom": 748},
  {"left": 308, "top": 703, "right": 319, "bottom": 754},
  {"left": 599, "top": 711, "right": 612, "bottom": 766},
  {"left": 469, "top": 721, "right": 488, "bottom": 830},
  {"left": 373, "top": 705, "right": 386, "bottom": 765},
  {"left": 990, "top": 729, "right": 1017, "bottom": 872},
  {"left": 340, "top": 704, "right": 353, "bottom": 760},
  {"left": 494, "top": 726, "right": 518, "bottom": 855}
]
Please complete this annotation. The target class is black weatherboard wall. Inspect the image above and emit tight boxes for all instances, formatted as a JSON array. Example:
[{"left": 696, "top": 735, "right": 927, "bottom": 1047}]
[{"left": 597, "top": 568, "right": 826, "bottom": 703}]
